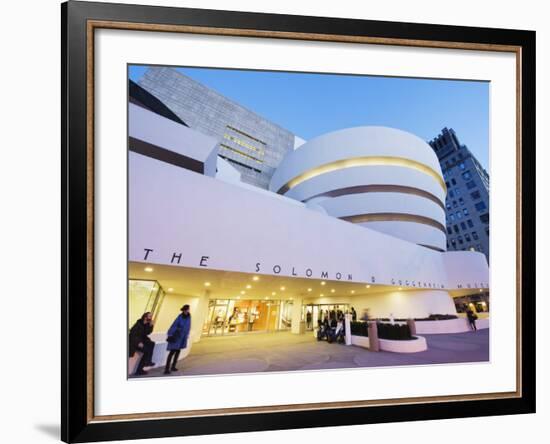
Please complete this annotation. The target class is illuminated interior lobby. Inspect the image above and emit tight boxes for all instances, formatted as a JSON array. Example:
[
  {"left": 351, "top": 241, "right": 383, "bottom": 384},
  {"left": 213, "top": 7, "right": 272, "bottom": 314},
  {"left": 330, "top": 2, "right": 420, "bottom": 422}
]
[{"left": 128, "top": 101, "right": 490, "bottom": 344}]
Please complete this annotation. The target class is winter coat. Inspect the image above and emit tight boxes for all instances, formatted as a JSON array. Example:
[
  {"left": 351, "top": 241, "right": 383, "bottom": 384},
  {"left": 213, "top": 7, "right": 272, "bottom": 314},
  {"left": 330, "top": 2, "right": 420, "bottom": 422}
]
[
  {"left": 129, "top": 319, "right": 153, "bottom": 357},
  {"left": 166, "top": 314, "right": 191, "bottom": 351}
]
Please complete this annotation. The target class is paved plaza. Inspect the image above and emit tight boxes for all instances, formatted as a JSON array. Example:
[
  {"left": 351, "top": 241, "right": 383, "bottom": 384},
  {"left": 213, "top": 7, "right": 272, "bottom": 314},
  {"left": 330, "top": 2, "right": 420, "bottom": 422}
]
[{"left": 133, "top": 329, "right": 489, "bottom": 378}]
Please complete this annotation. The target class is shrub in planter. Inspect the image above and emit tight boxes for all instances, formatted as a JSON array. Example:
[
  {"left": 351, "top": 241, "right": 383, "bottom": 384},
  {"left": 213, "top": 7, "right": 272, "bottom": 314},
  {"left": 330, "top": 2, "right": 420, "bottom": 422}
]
[
  {"left": 415, "top": 314, "right": 459, "bottom": 321},
  {"left": 350, "top": 321, "right": 369, "bottom": 337},
  {"left": 376, "top": 322, "right": 412, "bottom": 340}
]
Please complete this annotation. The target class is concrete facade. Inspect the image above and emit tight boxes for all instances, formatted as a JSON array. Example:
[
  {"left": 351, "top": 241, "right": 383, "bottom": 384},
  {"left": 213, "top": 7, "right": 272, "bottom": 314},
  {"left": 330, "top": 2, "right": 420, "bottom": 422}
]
[
  {"left": 138, "top": 67, "right": 296, "bottom": 189},
  {"left": 127, "top": 73, "right": 490, "bottom": 349}
]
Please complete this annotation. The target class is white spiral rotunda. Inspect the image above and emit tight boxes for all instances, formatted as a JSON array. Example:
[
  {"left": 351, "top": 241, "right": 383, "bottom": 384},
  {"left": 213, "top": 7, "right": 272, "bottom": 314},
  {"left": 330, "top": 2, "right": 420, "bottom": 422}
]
[{"left": 269, "top": 126, "right": 447, "bottom": 252}]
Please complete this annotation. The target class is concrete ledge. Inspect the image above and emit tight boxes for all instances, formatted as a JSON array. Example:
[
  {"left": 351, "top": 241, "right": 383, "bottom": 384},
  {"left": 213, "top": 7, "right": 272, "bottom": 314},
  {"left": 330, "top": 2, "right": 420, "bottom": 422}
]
[
  {"left": 379, "top": 336, "right": 427, "bottom": 353},
  {"left": 415, "top": 318, "right": 489, "bottom": 334},
  {"left": 129, "top": 333, "right": 193, "bottom": 373},
  {"left": 350, "top": 335, "right": 370, "bottom": 348},
  {"left": 351, "top": 334, "right": 427, "bottom": 353}
]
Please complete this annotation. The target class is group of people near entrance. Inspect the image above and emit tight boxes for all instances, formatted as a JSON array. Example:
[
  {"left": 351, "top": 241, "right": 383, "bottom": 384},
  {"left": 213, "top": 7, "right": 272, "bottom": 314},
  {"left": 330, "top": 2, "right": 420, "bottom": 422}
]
[
  {"left": 128, "top": 305, "right": 191, "bottom": 376},
  {"left": 316, "top": 309, "right": 352, "bottom": 344}
]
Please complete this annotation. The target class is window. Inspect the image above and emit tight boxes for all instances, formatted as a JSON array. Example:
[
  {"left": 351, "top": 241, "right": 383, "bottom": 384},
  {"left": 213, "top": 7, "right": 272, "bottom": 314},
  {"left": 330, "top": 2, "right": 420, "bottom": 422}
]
[
  {"left": 470, "top": 190, "right": 481, "bottom": 200},
  {"left": 475, "top": 201, "right": 487, "bottom": 211},
  {"left": 450, "top": 214, "right": 455, "bottom": 222},
  {"left": 453, "top": 224, "right": 459, "bottom": 234},
  {"left": 449, "top": 190, "right": 455, "bottom": 198},
  {"left": 467, "top": 219, "right": 474, "bottom": 228},
  {"left": 466, "top": 180, "right": 477, "bottom": 189},
  {"left": 458, "top": 236, "right": 464, "bottom": 244},
  {"left": 453, "top": 200, "right": 458, "bottom": 208},
  {"left": 477, "top": 243, "right": 484, "bottom": 252},
  {"left": 462, "top": 170, "right": 472, "bottom": 180},
  {"left": 460, "top": 222, "right": 467, "bottom": 230},
  {"left": 451, "top": 239, "right": 457, "bottom": 249},
  {"left": 465, "top": 233, "right": 471, "bottom": 242},
  {"left": 459, "top": 162, "right": 465, "bottom": 170},
  {"left": 456, "top": 211, "right": 463, "bottom": 219},
  {"left": 480, "top": 213, "right": 489, "bottom": 224},
  {"left": 445, "top": 181, "right": 451, "bottom": 188},
  {"left": 472, "top": 231, "right": 479, "bottom": 240},
  {"left": 455, "top": 187, "right": 461, "bottom": 196},
  {"left": 459, "top": 197, "right": 464, "bottom": 206},
  {"left": 446, "top": 203, "right": 452, "bottom": 210},
  {"left": 485, "top": 226, "right": 490, "bottom": 236},
  {"left": 463, "top": 208, "right": 469, "bottom": 216},
  {"left": 451, "top": 178, "right": 457, "bottom": 185},
  {"left": 447, "top": 226, "right": 452, "bottom": 235}
]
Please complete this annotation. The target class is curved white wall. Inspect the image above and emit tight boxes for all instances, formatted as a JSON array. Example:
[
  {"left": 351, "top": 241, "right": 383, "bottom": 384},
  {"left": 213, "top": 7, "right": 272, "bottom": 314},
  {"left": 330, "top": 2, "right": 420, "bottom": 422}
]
[
  {"left": 321, "top": 193, "right": 445, "bottom": 223},
  {"left": 269, "top": 126, "right": 447, "bottom": 250},
  {"left": 357, "top": 221, "right": 447, "bottom": 252},
  {"left": 356, "top": 290, "right": 457, "bottom": 319},
  {"left": 284, "top": 166, "right": 446, "bottom": 205}
]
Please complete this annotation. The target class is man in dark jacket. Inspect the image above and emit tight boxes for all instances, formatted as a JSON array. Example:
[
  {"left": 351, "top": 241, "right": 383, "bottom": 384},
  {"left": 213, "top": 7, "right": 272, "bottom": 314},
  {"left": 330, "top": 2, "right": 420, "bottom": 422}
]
[{"left": 129, "top": 312, "right": 156, "bottom": 375}]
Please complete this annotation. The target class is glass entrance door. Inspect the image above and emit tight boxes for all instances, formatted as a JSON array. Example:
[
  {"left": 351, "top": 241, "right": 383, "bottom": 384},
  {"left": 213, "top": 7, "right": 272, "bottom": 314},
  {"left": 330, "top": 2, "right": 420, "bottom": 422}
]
[
  {"left": 305, "top": 303, "right": 350, "bottom": 330},
  {"left": 201, "top": 299, "right": 292, "bottom": 336}
]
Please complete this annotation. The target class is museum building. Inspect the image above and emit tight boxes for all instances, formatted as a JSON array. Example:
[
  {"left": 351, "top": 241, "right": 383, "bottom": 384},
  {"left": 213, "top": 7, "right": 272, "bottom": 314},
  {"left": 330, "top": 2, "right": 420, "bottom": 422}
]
[{"left": 128, "top": 69, "right": 490, "bottom": 343}]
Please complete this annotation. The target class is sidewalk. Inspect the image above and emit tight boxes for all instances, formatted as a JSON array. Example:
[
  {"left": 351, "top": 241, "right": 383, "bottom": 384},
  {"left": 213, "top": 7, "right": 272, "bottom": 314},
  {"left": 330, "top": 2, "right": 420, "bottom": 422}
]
[{"left": 131, "top": 328, "right": 489, "bottom": 378}]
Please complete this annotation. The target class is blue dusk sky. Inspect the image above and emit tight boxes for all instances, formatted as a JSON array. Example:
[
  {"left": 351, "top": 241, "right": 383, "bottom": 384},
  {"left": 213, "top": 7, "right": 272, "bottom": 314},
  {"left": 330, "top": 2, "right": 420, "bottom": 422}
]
[{"left": 129, "top": 65, "right": 489, "bottom": 170}]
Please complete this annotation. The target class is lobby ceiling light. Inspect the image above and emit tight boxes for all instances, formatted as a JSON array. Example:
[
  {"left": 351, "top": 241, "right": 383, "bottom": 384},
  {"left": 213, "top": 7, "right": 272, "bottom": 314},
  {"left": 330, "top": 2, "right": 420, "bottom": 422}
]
[
  {"left": 366, "top": 285, "right": 371, "bottom": 289},
  {"left": 240, "top": 290, "right": 245, "bottom": 295},
  {"left": 320, "top": 293, "right": 324, "bottom": 297},
  {"left": 246, "top": 284, "right": 252, "bottom": 289},
  {"left": 280, "top": 286, "right": 286, "bottom": 291},
  {"left": 204, "top": 282, "right": 211, "bottom": 287},
  {"left": 398, "top": 287, "right": 403, "bottom": 290},
  {"left": 307, "top": 288, "right": 312, "bottom": 292},
  {"left": 252, "top": 276, "right": 260, "bottom": 281},
  {"left": 290, "top": 297, "right": 294, "bottom": 301},
  {"left": 272, "top": 292, "right": 276, "bottom": 296},
  {"left": 331, "top": 289, "right": 335, "bottom": 293},
  {"left": 320, "top": 281, "right": 326, "bottom": 286},
  {"left": 351, "top": 290, "right": 355, "bottom": 294},
  {"left": 167, "top": 288, "right": 173, "bottom": 292},
  {"left": 144, "top": 267, "right": 153, "bottom": 272},
  {"left": 264, "top": 297, "right": 268, "bottom": 300}
]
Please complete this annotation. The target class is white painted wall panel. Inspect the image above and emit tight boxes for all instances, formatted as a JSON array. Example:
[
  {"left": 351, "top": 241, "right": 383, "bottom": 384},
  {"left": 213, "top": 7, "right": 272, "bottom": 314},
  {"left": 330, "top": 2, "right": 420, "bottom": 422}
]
[{"left": 129, "top": 151, "right": 488, "bottom": 291}]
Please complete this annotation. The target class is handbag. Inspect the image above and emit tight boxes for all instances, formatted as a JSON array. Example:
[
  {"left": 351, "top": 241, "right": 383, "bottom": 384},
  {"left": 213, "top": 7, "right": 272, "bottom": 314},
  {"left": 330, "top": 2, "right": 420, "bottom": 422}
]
[{"left": 166, "top": 328, "right": 181, "bottom": 343}]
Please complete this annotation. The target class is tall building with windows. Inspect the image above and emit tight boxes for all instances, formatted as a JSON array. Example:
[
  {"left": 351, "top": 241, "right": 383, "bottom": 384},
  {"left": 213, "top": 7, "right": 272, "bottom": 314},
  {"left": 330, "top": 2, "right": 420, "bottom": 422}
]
[
  {"left": 137, "top": 67, "right": 297, "bottom": 189},
  {"left": 429, "top": 128, "right": 490, "bottom": 262}
]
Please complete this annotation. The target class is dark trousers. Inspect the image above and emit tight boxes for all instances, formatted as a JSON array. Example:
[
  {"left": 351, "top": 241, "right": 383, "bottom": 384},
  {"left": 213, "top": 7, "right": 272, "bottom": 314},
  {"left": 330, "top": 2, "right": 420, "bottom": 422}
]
[
  {"left": 136, "top": 340, "right": 155, "bottom": 373},
  {"left": 165, "top": 349, "right": 181, "bottom": 372},
  {"left": 469, "top": 320, "right": 477, "bottom": 331}
]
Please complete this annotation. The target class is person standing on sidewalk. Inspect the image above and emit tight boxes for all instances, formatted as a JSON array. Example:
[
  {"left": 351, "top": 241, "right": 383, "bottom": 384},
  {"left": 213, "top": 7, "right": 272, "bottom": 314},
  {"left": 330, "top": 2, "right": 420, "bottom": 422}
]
[
  {"left": 466, "top": 308, "right": 478, "bottom": 331},
  {"left": 164, "top": 305, "right": 191, "bottom": 375}
]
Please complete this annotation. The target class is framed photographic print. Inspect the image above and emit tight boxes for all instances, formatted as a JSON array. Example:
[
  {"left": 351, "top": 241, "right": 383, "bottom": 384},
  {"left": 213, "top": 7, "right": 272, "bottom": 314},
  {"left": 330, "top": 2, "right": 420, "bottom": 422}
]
[{"left": 61, "top": 1, "right": 536, "bottom": 442}]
